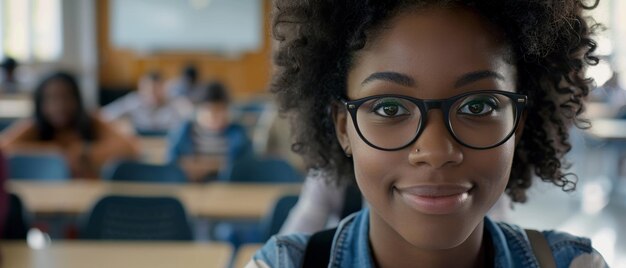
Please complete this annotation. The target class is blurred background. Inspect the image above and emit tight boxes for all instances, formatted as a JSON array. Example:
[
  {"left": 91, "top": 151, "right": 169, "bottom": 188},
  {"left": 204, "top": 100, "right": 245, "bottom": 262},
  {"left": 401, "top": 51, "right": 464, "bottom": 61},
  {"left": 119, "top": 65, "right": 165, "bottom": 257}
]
[{"left": 0, "top": 0, "right": 624, "bottom": 267}]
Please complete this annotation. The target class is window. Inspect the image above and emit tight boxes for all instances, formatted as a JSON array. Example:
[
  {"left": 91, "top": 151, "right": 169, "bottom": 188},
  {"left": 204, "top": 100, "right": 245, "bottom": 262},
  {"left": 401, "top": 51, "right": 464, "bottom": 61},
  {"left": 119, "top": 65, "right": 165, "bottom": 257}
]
[{"left": 0, "top": 0, "right": 62, "bottom": 62}]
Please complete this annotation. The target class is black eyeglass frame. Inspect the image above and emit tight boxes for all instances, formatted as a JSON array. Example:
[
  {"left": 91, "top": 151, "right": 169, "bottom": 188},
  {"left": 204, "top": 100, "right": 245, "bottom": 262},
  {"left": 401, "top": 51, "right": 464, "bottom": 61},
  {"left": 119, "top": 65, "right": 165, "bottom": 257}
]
[{"left": 337, "top": 90, "right": 528, "bottom": 151}]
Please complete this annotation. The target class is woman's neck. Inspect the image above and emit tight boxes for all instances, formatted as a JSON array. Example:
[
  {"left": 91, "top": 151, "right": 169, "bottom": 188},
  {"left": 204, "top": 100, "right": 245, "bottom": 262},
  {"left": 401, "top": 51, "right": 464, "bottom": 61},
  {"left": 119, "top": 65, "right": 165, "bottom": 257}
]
[
  {"left": 368, "top": 212, "right": 490, "bottom": 268},
  {"left": 53, "top": 127, "right": 82, "bottom": 142}
]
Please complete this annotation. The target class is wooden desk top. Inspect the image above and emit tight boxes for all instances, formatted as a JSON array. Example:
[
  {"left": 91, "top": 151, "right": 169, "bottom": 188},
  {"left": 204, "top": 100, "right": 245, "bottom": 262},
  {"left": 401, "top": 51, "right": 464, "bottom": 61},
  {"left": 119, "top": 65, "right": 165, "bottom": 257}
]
[
  {"left": 7, "top": 180, "right": 301, "bottom": 220},
  {"left": 582, "top": 102, "right": 619, "bottom": 119},
  {"left": 232, "top": 244, "right": 262, "bottom": 268},
  {"left": 0, "top": 95, "right": 33, "bottom": 119},
  {"left": 585, "top": 119, "right": 626, "bottom": 140},
  {"left": 0, "top": 241, "right": 232, "bottom": 268}
]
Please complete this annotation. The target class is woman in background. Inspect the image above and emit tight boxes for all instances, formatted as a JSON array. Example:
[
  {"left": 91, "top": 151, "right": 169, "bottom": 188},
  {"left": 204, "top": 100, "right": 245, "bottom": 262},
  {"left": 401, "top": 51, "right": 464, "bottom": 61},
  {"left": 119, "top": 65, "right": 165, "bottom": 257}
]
[{"left": 0, "top": 71, "right": 139, "bottom": 178}]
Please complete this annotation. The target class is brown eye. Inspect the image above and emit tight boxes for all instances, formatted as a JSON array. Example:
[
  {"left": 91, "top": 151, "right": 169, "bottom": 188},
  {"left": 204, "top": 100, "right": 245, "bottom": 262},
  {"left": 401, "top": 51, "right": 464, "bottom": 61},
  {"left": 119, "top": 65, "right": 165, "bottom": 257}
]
[
  {"left": 458, "top": 97, "right": 497, "bottom": 116},
  {"left": 372, "top": 98, "right": 409, "bottom": 118}
]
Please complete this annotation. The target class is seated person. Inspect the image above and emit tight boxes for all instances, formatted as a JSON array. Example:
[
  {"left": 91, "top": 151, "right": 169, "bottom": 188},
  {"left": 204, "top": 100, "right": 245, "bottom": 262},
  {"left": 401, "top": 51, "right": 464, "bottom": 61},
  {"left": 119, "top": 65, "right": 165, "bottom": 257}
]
[
  {"left": 167, "top": 81, "right": 250, "bottom": 182},
  {"left": 166, "top": 65, "right": 204, "bottom": 103},
  {"left": 0, "top": 71, "right": 139, "bottom": 178},
  {"left": 0, "top": 57, "right": 19, "bottom": 93},
  {"left": 101, "top": 71, "right": 192, "bottom": 133}
]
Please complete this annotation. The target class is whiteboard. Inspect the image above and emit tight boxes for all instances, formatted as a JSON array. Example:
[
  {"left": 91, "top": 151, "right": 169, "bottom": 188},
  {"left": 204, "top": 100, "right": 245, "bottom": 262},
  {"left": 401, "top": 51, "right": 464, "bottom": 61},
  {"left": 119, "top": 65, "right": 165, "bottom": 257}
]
[{"left": 110, "top": 0, "right": 263, "bottom": 53}]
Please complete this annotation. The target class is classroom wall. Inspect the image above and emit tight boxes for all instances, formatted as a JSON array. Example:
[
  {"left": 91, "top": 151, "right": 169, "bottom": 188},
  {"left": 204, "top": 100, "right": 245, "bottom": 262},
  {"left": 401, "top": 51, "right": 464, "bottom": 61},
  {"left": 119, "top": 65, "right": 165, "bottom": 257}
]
[{"left": 96, "top": 0, "right": 272, "bottom": 98}]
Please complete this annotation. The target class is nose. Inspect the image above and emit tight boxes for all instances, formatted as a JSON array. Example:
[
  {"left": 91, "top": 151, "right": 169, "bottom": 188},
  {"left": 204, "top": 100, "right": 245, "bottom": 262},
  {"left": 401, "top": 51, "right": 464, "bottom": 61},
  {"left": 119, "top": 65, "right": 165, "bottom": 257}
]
[{"left": 408, "top": 110, "right": 463, "bottom": 168}]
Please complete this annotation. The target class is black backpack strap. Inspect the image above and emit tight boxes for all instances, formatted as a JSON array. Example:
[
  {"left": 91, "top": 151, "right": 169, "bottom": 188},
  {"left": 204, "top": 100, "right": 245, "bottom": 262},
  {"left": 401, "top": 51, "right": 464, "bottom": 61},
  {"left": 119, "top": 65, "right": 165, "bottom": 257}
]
[
  {"left": 525, "top": 229, "right": 556, "bottom": 268},
  {"left": 302, "top": 227, "right": 337, "bottom": 268},
  {"left": 340, "top": 183, "right": 362, "bottom": 219}
]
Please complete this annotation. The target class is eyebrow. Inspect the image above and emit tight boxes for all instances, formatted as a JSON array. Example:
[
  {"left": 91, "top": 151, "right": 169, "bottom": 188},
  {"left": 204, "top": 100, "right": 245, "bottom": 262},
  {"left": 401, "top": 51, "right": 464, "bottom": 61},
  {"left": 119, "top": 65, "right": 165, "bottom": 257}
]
[
  {"left": 361, "top": 72, "right": 415, "bottom": 87},
  {"left": 454, "top": 70, "right": 505, "bottom": 88}
]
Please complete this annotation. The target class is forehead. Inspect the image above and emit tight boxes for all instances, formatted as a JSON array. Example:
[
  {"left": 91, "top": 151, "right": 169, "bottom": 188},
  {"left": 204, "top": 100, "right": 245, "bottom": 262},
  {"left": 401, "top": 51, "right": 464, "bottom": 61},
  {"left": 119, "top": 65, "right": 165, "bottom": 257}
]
[
  {"left": 199, "top": 102, "right": 228, "bottom": 109},
  {"left": 348, "top": 7, "right": 515, "bottom": 98},
  {"left": 43, "top": 80, "right": 72, "bottom": 95}
]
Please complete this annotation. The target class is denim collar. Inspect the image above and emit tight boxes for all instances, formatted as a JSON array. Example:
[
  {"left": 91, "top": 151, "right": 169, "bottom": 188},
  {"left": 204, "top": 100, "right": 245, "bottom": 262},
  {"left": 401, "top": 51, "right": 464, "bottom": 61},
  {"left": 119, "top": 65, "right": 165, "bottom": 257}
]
[{"left": 329, "top": 208, "right": 524, "bottom": 268}]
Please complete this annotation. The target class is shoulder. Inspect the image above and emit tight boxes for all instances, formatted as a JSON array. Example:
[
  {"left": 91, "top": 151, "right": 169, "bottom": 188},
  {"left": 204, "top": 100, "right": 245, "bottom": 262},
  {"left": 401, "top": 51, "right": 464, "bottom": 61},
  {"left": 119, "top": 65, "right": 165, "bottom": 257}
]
[
  {"left": 90, "top": 114, "right": 116, "bottom": 134},
  {"left": 495, "top": 222, "right": 607, "bottom": 267},
  {"left": 250, "top": 233, "right": 310, "bottom": 268},
  {"left": 227, "top": 123, "right": 247, "bottom": 133},
  {"left": 541, "top": 230, "right": 607, "bottom": 268},
  {"left": 226, "top": 123, "right": 250, "bottom": 141}
]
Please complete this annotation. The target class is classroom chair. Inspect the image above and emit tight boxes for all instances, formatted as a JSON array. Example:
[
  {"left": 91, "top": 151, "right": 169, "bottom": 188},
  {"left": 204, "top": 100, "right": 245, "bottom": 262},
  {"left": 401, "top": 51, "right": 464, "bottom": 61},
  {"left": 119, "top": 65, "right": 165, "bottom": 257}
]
[
  {"left": 226, "top": 157, "right": 302, "bottom": 183},
  {"left": 134, "top": 128, "right": 168, "bottom": 137},
  {"left": 214, "top": 195, "right": 299, "bottom": 249},
  {"left": 260, "top": 194, "right": 299, "bottom": 240},
  {"left": 8, "top": 154, "right": 70, "bottom": 180},
  {"left": 80, "top": 195, "right": 193, "bottom": 240},
  {"left": 101, "top": 160, "right": 187, "bottom": 183},
  {"left": 2, "top": 193, "right": 30, "bottom": 239}
]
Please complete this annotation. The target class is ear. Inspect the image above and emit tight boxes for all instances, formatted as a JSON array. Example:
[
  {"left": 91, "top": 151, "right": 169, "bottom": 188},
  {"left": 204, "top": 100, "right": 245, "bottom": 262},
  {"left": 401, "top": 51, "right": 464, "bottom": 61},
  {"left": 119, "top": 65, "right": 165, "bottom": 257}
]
[
  {"left": 514, "top": 111, "right": 527, "bottom": 145},
  {"left": 332, "top": 104, "right": 352, "bottom": 155}
]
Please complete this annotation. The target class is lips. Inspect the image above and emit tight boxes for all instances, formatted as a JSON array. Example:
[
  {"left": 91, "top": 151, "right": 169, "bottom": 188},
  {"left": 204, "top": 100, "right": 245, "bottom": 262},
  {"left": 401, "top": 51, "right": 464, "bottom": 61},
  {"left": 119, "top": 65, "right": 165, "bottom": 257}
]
[{"left": 396, "top": 184, "right": 473, "bottom": 215}]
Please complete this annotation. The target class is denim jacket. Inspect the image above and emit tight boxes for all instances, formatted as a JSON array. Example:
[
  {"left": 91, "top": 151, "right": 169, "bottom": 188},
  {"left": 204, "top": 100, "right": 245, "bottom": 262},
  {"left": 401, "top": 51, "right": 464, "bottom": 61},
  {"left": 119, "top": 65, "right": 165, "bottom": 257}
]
[{"left": 249, "top": 208, "right": 607, "bottom": 268}]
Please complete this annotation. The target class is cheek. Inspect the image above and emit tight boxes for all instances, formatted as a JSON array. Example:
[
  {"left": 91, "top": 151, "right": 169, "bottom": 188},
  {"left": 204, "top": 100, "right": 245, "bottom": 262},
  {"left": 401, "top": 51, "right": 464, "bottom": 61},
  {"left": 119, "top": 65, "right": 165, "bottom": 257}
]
[
  {"left": 346, "top": 117, "right": 404, "bottom": 201},
  {"left": 471, "top": 139, "right": 516, "bottom": 206}
]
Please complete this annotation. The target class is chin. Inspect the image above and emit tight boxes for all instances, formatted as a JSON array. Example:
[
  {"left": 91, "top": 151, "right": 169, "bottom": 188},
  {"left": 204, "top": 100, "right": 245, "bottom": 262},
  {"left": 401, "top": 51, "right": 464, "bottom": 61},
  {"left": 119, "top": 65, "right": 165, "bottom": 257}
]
[
  {"left": 396, "top": 214, "right": 481, "bottom": 250},
  {"left": 403, "top": 227, "right": 471, "bottom": 250}
]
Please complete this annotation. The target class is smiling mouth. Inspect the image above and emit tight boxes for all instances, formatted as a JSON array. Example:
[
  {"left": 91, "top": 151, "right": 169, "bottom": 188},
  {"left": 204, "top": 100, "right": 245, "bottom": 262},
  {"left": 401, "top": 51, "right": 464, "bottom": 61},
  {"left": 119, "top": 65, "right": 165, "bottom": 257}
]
[{"left": 395, "top": 184, "right": 473, "bottom": 215}]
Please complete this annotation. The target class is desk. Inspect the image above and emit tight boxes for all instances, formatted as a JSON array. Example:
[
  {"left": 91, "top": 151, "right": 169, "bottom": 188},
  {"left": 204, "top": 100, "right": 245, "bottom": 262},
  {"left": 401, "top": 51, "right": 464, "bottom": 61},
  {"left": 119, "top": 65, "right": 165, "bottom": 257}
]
[
  {"left": 232, "top": 244, "right": 262, "bottom": 268},
  {"left": 0, "top": 93, "right": 32, "bottom": 120},
  {"left": 7, "top": 181, "right": 301, "bottom": 220},
  {"left": 585, "top": 119, "right": 626, "bottom": 140},
  {"left": 582, "top": 102, "right": 619, "bottom": 119},
  {"left": 0, "top": 241, "right": 232, "bottom": 268}
]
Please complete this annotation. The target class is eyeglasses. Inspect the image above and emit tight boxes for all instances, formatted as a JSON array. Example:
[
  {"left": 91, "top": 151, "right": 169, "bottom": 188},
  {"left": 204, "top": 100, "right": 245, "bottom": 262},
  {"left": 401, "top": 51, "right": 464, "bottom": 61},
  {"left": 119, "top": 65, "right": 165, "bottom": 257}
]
[{"left": 338, "top": 90, "right": 527, "bottom": 151}]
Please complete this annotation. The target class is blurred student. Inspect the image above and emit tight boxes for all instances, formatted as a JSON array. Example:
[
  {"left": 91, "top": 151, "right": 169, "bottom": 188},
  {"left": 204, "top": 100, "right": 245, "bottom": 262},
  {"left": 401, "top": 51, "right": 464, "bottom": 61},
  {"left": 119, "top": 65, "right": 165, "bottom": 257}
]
[
  {"left": 0, "top": 72, "right": 139, "bottom": 178},
  {"left": 101, "top": 72, "right": 192, "bottom": 133},
  {"left": 167, "top": 65, "right": 203, "bottom": 103},
  {"left": 0, "top": 57, "right": 20, "bottom": 93},
  {"left": 167, "top": 81, "right": 250, "bottom": 182}
]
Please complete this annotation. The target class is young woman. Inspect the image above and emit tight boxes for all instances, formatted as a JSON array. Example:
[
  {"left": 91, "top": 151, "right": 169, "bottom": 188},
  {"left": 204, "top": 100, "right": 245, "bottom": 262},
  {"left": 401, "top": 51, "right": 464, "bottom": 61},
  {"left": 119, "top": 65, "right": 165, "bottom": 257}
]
[
  {"left": 0, "top": 72, "right": 139, "bottom": 178},
  {"left": 250, "top": 0, "right": 607, "bottom": 267}
]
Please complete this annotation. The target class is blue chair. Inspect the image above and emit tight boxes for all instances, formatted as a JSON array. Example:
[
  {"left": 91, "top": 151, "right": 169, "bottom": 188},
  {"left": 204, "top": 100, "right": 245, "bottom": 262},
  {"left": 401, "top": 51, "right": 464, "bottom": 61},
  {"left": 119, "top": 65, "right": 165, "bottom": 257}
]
[
  {"left": 226, "top": 157, "right": 302, "bottom": 183},
  {"left": 80, "top": 195, "right": 193, "bottom": 240},
  {"left": 0, "top": 118, "right": 15, "bottom": 132},
  {"left": 8, "top": 154, "right": 70, "bottom": 180},
  {"left": 260, "top": 194, "right": 299, "bottom": 240},
  {"left": 101, "top": 160, "right": 187, "bottom": 183},
  {"left": 134, "top": 128, "right": 168, "bottom": 137},
  {"left": 3, "top": 193, "right": 30, "bottom": 239}
]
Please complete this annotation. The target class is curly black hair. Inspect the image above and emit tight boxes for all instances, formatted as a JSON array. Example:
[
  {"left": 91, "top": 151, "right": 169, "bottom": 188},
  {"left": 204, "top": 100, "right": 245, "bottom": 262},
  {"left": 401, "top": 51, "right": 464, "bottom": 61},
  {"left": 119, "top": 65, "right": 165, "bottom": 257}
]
[{"left": 270, "top": 0, "right": 600, "bottom": 203}]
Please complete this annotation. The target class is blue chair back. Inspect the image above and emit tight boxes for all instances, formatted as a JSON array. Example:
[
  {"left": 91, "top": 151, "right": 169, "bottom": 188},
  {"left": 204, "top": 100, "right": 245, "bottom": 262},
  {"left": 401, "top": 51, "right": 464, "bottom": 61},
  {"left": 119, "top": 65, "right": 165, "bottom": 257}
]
[
  {"left": 8, "top": 154, "right": 70, "bottom": 180},
  {"left": 81, "top": 195, "right": 193, "bottom": 240},
  {"left": 260, "top": 194, "right": 299, "bottom": 240},
  {"left": 101, "top": 160, "right": 187, "bottom": 183},
  {"left": 3, "top": 193, "right": 30, "bottom": 239},
  {"left": 134, "top": 128, "right": 168, "bottom": 137},
  {"left": 226, "top": 157, "right": 302, "bottom": 183}
]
